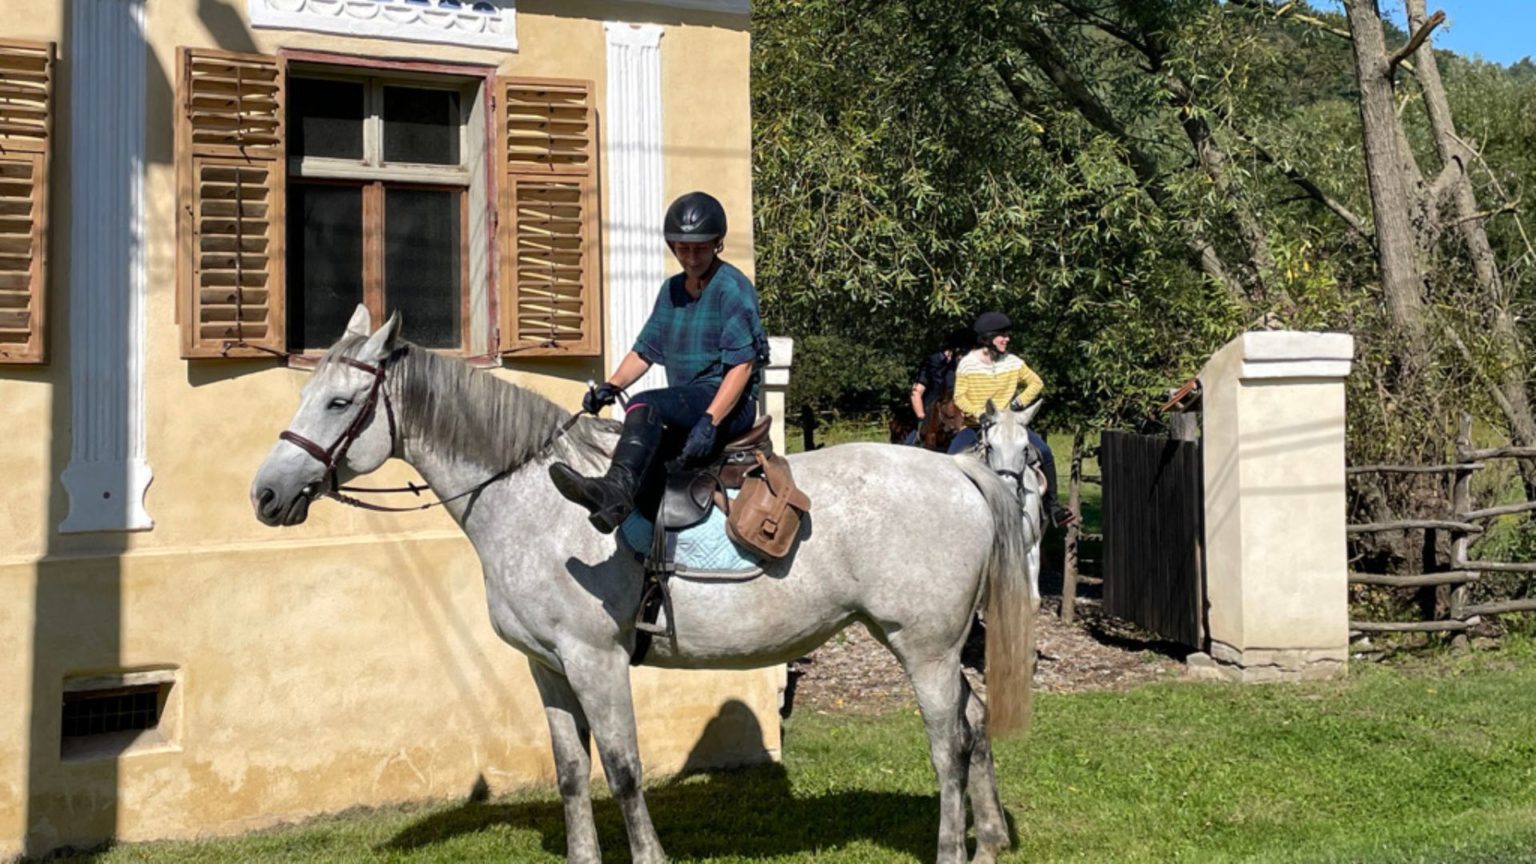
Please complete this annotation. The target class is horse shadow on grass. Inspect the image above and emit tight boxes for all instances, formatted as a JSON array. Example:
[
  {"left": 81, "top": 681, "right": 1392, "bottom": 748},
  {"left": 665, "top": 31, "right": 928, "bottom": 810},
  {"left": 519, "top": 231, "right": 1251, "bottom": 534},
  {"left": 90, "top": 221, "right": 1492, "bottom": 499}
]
[{"left": 382, "top": 699, "right": 998, "bottom": 861}]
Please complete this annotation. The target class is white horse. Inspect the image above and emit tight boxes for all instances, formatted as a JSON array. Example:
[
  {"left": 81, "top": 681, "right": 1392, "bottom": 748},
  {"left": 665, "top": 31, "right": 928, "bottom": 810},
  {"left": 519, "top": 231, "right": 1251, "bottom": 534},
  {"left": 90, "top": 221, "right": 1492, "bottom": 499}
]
[
  {"left": 974, "top": 400, "right": 1047, "bottom": 611},
  {"left": 250, "top": 306, "right": 1034, "bottom": 864}
]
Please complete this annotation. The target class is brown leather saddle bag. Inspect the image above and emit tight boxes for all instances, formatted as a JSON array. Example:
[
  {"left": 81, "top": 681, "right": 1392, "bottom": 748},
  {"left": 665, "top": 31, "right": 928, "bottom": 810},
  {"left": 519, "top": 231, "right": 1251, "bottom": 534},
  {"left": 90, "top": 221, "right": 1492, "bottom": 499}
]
[{"left": 724, "top": 451, "right": 811, "bottom": 559}]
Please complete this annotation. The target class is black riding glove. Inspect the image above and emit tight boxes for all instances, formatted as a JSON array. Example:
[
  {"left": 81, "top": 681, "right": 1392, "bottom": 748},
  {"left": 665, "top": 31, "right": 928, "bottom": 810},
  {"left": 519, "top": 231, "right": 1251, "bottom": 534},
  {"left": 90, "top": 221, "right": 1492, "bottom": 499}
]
[
  {"left": 583, "top": 382, "right": 622, "bottom": 415},
  {"left": 681, "top": 416, "right": 718, "bottom": 462}
]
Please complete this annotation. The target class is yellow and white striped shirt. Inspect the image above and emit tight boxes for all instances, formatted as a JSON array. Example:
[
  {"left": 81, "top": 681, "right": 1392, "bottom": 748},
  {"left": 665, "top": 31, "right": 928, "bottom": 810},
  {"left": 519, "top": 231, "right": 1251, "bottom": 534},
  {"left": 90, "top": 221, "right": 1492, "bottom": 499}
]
[{"left": 953, "top": 349, "right": 1044, "bottom": 422}]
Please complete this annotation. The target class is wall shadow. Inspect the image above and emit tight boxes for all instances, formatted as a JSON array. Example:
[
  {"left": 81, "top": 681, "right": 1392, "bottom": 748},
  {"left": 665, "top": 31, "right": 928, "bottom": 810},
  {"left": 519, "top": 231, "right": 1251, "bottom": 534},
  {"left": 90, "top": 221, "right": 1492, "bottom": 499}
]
[{"left": 23, "top": 0, "right": 172, "bottom": 856}]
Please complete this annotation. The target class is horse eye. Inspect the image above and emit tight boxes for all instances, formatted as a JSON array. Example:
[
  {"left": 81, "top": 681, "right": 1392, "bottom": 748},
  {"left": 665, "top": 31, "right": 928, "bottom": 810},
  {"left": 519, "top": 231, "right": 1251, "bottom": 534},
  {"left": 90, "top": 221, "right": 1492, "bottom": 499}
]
[{"left": 328, "top": 397, "right": 352, "bottom": 411}]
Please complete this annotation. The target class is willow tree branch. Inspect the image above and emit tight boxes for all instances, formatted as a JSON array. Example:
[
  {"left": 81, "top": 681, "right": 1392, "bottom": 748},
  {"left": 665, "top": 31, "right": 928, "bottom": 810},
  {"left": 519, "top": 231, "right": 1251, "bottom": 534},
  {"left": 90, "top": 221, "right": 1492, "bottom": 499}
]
[
  {"left": 1050, "top": 0, "right": 1152, "bottom": 57},
  {"left": 1234, "top": 129, "right": 1375, "bottom": 242}
]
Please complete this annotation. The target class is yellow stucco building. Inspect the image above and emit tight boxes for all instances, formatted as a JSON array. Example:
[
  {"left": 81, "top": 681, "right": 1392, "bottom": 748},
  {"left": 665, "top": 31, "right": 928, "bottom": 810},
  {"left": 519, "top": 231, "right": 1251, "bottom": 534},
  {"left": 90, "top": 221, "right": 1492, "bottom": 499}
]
[{"left": 0, "top": 0, "right": 783, "bottom": 857}]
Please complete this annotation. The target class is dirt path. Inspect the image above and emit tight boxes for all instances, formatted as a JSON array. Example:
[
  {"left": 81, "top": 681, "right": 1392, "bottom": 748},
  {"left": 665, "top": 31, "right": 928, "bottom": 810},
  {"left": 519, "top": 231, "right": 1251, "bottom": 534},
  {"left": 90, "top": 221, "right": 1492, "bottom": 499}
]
[{"left": 786, "top": 598, "right": 1187, "bottom": 716}]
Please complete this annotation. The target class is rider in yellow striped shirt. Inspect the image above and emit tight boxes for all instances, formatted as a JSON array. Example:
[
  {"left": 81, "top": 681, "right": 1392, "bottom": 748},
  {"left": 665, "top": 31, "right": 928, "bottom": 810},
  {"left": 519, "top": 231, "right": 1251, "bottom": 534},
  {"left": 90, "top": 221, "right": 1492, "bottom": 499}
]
[{"left": 947, "top": 311, "right": 1076, "bottom": 526}]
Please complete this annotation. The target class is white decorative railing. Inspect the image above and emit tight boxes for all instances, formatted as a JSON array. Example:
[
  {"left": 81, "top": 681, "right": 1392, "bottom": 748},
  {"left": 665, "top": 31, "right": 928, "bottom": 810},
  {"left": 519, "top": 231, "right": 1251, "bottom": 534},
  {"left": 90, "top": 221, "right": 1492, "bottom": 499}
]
[{"left": 248, "top": 0, "right": 518, "bottom": 51}]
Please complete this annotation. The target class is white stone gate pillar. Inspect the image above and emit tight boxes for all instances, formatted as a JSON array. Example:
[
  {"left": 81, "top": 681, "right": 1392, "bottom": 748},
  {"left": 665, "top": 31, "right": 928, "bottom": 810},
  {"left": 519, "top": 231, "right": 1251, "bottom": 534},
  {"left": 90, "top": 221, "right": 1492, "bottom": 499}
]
[
  {"left": 761, "top": 337, "right": 793, "bottom": 454},
  {"left": 1191, "top": 331, "right": 1354, "bottom": 682}
]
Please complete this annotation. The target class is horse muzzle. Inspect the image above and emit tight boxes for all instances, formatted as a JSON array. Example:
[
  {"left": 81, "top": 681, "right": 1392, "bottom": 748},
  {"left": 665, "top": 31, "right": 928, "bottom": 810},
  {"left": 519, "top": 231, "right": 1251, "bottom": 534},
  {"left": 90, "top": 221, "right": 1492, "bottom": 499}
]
[{"left": 252, "top": 483, "right": 315, "bottom": 527}]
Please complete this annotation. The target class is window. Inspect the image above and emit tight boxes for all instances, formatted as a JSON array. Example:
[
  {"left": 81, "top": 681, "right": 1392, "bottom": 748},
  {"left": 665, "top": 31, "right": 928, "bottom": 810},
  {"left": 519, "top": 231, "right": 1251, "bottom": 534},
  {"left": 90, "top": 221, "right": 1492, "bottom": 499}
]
[
  {"left": 0, "top": 39, "right": 54, "bottom": 366},
  {"left": 286, "top": 71, "right": 477, "bottom": 353},
  {"left": 177, "top": 48, "right": 600, "bottom": 361}
]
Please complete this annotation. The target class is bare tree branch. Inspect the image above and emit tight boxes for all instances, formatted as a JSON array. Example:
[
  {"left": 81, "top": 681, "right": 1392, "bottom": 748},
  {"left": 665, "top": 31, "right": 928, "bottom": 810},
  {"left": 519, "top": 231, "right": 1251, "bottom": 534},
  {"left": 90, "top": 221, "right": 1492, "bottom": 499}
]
[
  {"left": 1389, "top": 9, "right": 1443, "bottom": 77},
  {"left": 1228, "top": 0, "right": 1416, "bottom": 72},
  {"left": 1448, "top": 129, "right": 1536, "bottom": 267},
  {"left": 1444, "top": 200, "right": 1520, "bottom": 229}
]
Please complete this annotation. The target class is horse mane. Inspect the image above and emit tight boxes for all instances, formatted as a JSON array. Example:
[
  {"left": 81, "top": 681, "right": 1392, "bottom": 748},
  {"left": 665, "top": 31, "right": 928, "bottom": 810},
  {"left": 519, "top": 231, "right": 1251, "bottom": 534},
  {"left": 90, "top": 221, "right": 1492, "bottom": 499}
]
[{"left": 321, "top": 335, "right": 616, "bottom": 471}]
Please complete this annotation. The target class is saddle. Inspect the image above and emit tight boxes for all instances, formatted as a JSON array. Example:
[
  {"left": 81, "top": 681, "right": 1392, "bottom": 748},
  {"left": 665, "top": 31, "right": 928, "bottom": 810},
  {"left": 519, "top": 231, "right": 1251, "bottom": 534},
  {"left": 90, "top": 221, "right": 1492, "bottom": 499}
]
[{"left": 629, "top": 416, "right": 811, "bottom": 663}]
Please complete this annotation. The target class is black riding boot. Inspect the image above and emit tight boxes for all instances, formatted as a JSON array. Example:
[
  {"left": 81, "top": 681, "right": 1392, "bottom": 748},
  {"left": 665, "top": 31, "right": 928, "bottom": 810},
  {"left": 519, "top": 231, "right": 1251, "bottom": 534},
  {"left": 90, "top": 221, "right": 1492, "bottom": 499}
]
[{"left": 549, "top": 404, "right": 662, "bottom": 534}]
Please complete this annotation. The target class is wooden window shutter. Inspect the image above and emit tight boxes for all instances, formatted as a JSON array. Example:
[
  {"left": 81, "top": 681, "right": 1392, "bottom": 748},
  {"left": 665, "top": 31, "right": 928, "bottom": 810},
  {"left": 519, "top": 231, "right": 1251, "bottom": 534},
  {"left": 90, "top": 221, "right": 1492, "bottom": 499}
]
[
  {"left": 0, "top": 40, "right": 54, "bottom": 365},
  {"left": 176, "top": 48, "right": 286, "bottom": 359},
  {"left": 497, "top": 78, "right": 601, "bottom": 357}
]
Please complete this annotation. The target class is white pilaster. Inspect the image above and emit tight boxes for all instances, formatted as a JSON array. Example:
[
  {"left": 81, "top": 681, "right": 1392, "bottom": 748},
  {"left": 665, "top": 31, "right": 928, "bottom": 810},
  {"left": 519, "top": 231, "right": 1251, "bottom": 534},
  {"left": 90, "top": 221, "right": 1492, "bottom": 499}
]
[
  {"left": 603, "top": 22, "right": 668, "bottom": 396},
  {"left": 61, "top": 0, "right": 153, "bottom": 533},
  {"left": 760, "top": 337, "right": 793, "bottom": 454}
]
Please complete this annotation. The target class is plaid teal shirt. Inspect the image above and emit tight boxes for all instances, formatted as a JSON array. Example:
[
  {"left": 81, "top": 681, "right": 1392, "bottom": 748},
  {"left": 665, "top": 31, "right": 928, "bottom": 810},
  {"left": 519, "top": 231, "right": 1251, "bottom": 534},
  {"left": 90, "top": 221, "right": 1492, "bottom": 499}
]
[{"left": 634, "top": 260, "right": 770, "bottom": 401}]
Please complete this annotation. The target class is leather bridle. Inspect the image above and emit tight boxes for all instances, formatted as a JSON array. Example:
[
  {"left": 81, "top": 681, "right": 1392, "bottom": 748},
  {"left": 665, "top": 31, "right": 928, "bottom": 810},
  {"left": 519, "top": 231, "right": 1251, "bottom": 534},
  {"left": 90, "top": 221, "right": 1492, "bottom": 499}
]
[
  {"left": 279, "top": 355, "right": 398, "bottom": 497},
  {"left": 977, "top": 429, "right": 1040, "bottom": 506}
]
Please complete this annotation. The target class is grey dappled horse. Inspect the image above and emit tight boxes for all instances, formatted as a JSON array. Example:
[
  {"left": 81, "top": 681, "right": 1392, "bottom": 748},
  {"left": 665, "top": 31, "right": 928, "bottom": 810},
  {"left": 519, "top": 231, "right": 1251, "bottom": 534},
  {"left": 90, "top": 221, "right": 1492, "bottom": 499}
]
[
  {"left": 250, "top": 306, "right": 1034, "bottom": 864},
  {"left": 974, "top": 400, "right": 1047, "bottom": 611}
]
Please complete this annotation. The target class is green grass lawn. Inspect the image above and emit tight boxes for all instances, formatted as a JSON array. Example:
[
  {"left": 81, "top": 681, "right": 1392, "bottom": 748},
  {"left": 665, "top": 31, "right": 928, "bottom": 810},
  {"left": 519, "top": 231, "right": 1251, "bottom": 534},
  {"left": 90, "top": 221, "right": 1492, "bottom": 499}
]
[{"left": 52, "top": 645, "right": 1536, "bottom": 863}]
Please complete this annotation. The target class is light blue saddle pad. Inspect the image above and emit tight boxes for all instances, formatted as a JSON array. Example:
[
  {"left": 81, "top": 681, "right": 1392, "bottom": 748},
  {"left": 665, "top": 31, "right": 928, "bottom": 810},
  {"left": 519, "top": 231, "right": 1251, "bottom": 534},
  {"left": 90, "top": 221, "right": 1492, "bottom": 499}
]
[{"left": 618, "top": 489, "right": 763, "bottom": 574}]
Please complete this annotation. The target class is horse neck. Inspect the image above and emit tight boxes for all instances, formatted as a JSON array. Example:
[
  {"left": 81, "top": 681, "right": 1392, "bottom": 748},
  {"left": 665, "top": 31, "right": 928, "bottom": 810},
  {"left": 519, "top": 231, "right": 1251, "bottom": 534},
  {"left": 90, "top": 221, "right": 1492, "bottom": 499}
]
[{"left": 384, "top": 348, "right": 575, "bottom": 515}]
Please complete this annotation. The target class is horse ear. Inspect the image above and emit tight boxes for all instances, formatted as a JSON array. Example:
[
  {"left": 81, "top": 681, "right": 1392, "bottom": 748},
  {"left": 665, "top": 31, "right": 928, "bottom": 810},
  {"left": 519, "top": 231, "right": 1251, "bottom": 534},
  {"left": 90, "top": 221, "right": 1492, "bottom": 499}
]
[
  {"left": 981, "top": 399, "right": 998, "bottom": 425},
  {"left": 345, "top": 303, "right": 372, "bottom": 338},
  {"left": 1016, "top": 398, "right": 1043, "bottom": 427},
  {"left": 360, "top": 312, "right": 401, "bottom": 363}
]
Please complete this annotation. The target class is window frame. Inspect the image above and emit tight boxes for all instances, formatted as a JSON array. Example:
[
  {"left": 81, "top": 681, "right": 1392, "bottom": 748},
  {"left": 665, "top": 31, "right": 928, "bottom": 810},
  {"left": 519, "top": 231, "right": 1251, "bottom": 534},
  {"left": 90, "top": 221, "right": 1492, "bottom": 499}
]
[{"left": 279, "top": 51, "right": 499, "bottom": 367}]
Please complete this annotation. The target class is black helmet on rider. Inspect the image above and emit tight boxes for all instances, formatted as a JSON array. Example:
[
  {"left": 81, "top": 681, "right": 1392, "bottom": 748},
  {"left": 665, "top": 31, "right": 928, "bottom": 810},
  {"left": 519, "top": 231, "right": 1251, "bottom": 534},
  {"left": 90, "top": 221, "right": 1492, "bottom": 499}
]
[
  {"left": 972, "top": 311, "right": 1011, "bottom": 345},
  {"left": 664, "top": 191, "right": 728, "bottom": 244},
  {"left": 945, "top": 326, "right": 974, "bottom": 353}
]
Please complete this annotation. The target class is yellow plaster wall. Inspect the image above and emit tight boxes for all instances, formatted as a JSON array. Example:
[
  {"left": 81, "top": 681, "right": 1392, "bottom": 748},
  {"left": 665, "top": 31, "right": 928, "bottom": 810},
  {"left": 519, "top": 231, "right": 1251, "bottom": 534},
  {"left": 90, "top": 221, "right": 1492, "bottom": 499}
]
[
  {"left": 0, "top": 2, "right": 776, "bottom": 858},
  {"left": 3, "top": 540, "right": 782, "bottom": 855}
]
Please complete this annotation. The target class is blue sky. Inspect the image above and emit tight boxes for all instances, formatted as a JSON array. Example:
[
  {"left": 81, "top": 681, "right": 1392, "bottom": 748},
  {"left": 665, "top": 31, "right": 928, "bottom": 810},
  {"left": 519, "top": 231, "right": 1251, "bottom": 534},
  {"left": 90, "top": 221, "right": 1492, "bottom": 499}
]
[{"left": 1312, "top": 0, "right": 1536, "bottom": 65}]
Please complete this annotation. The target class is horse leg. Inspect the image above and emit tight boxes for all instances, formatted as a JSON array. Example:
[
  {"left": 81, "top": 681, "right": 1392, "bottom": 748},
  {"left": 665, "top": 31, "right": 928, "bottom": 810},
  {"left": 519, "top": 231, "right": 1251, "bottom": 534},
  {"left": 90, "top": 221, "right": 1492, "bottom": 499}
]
[
  {"left": 564, "top": 648, "right": 667, "bottom": 864},
  {"left": 899, "top": 648, "right": 973, "bottom": 864},
  {"left": 963, "top": 678, "right": 1010, "bottom": 864},
  {"left": 530, "top": 662, "right": 602, "bottom": 864}
]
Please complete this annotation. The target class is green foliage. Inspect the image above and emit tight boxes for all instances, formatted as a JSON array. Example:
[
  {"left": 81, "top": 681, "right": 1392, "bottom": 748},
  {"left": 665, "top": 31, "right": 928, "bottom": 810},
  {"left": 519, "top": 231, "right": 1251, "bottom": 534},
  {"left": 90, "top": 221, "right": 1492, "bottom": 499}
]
[
  {"left": 784, "top": 335, "right": 912, "bottom": 421},
  {"left": 751, "top": 0, "right": 1536, "bottom": 464}
]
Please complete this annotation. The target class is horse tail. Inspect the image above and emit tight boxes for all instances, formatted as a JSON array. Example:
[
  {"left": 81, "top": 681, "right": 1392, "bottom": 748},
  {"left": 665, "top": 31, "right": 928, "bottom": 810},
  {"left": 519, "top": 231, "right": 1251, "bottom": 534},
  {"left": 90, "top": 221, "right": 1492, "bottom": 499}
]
[{"left": 954, "top": 455, "right": 1034, "bottom": 737}]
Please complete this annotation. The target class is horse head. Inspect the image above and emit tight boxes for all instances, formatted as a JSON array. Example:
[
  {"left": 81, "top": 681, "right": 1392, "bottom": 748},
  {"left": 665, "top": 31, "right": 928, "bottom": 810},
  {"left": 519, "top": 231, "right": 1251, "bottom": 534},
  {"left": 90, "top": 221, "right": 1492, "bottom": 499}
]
[
  {"left": 979, "top": 397, "right": 1046, "bottom": 609},
  {"left": 251, "top": 304, "right": 402, "bottom": 526}
]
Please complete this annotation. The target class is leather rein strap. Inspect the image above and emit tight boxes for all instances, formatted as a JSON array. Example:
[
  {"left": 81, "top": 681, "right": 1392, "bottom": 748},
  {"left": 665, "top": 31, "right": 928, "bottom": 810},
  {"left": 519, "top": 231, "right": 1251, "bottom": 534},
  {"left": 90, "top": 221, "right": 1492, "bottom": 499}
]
[{"left": 277, "top": 353, "right": 585, "bottom": 514}]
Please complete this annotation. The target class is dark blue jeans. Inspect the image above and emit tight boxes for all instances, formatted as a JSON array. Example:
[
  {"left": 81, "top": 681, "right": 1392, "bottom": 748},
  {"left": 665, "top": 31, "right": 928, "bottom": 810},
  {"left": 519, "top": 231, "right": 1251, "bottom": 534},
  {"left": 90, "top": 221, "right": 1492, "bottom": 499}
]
[{"left": 628, "top": 383, "right": 756, "bottom": 456}]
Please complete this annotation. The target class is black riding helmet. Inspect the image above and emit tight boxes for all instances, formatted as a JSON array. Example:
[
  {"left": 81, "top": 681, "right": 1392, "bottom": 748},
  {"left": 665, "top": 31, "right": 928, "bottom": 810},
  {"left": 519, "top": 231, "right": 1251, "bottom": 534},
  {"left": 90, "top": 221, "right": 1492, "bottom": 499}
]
[
  {"left": 664, "top": 191, "right": 728, "bottom": 243},
  {"left": 972, "top": 310, "right": 1012, "bottom": 343},
  {"left": 945, "top": 327, "right": 974, "bottom": 353}
]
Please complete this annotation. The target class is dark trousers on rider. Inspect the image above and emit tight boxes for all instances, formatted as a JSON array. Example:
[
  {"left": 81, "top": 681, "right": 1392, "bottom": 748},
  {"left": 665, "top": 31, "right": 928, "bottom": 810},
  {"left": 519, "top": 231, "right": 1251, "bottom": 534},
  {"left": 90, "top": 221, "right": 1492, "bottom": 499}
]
[
  {"left": 629, "top": 383, "right": 757, "bottom": 454},
  {"left": 549, "top": 383, "right": 756, "bottom": 535}
]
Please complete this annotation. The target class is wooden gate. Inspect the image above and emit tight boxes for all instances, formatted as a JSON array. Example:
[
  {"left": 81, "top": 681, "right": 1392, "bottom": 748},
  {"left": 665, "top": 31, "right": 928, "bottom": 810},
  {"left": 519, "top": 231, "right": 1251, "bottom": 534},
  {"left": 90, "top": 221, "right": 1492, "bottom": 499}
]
[{"left": 1100, "top": 431, "right": 1205, "bottom": 648}]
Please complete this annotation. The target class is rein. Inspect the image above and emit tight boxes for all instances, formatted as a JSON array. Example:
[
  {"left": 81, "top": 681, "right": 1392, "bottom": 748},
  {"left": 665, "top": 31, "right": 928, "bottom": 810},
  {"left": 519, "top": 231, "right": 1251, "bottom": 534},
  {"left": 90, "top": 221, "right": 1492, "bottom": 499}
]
[{"left": 276, "top": 350, "right": 586, "bottom": 514}]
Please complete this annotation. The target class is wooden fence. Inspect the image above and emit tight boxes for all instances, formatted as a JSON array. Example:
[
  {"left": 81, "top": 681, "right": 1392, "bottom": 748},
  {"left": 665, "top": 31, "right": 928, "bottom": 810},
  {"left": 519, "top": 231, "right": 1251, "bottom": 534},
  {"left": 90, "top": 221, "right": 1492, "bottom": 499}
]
[{"left": 1348, "top": 414, "right": 1536, "bottom": 634}]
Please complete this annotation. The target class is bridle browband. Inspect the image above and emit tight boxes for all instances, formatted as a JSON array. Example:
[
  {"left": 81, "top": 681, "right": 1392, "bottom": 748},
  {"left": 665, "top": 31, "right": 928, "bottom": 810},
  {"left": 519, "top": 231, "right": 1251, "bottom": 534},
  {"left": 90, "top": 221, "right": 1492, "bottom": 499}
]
[{"left": 276, "top": 349, "right": 584, "bottom": 513}]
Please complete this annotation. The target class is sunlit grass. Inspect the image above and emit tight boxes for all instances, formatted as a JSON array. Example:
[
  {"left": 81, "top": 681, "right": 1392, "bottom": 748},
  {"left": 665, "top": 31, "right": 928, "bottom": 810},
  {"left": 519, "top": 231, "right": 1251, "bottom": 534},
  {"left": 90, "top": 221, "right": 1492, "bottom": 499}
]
[{"left": 51, "top": 645, "right": 1536, "bottom": 863}]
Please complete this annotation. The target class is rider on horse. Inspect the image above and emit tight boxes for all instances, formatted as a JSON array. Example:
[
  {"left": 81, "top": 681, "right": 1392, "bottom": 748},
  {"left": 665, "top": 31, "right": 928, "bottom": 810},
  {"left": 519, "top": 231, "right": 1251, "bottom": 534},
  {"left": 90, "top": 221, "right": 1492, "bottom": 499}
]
[
  {"left": 947, "top": 310, "right": 1077, "bottom": 527},
  {"left": 549, "top": 191, "right": 770, "bottom": 534}
]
